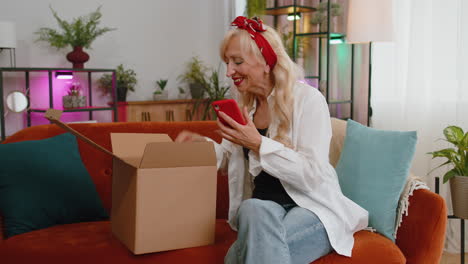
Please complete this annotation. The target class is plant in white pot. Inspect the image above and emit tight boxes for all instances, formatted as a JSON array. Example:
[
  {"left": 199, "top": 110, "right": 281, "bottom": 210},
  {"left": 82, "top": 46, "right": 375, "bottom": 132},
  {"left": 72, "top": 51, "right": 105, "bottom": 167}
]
[
  {"left": 178, "top": 86, "right": 188, "bottom": 99},
  {"left": 153, "top": 79, "right": 168, "bottom": 101},
  {"left": 428, "top": 125, "right": 468, "bottom": 219}
]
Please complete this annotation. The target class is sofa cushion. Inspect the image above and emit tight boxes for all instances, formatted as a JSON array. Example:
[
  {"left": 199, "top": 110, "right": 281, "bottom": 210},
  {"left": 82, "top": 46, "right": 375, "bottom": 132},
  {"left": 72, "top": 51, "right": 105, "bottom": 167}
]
[
  {"left": 0, "top": 133, "right": 108, "bottom": 238},
  {"left": 336, "top": 120, "right": 417, "bottom": 241}
]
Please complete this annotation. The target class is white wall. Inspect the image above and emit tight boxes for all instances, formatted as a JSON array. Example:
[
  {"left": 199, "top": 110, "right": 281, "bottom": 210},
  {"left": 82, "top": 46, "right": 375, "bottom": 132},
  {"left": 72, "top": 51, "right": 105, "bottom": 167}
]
[
  {"left": 0, "top": 0, "right": 234, "bottom": 135},
  {"left": 0, "top": 0, "right": 231, "bottom": 100}
]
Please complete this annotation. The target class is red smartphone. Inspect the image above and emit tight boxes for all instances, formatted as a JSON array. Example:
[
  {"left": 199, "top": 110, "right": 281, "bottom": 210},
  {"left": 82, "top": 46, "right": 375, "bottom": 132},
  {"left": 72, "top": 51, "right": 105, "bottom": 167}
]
[{"left": 211, "top": 99, "right": 247, "bottom": 127}]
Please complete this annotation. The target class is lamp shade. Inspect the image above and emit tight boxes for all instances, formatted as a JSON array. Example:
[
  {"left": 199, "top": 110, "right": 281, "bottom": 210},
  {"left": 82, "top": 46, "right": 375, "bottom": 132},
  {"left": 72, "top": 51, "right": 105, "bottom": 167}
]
[
  {"left": 346, "top": 0, "right": 394, "bottom": 43},
  {"left": 0, "top": 22, "right": 17, "bottom": 48}
]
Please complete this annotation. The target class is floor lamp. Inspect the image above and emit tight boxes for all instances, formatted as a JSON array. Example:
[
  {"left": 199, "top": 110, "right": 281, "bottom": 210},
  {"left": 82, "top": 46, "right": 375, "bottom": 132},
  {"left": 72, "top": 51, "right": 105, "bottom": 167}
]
[
  {"left": 346, "top": 0, "right": 394, "bottom": 126},
  {"left": 0, "top": 21, "right": 17, "bottom": 67}
]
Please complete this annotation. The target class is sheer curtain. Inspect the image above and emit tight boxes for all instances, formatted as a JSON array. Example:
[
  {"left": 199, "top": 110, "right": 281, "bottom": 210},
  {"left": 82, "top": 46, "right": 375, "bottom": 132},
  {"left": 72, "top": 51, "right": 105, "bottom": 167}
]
[{"left": 372, "top": 0, "right": 468, "bottom": 252}]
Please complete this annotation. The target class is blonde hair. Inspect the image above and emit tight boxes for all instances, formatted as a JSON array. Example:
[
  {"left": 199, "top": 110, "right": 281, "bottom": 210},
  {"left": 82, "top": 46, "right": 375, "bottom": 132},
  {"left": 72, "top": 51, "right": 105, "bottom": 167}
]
[{"left": 220, "top": 24, "right": 304, "bottom": 147}]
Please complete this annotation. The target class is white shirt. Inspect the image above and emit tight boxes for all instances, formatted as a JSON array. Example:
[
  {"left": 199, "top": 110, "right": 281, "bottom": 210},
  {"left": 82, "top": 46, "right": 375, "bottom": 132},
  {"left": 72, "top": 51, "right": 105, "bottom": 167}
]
[{"left": 209, "top": 82, "right": 368, "bottom": 257}]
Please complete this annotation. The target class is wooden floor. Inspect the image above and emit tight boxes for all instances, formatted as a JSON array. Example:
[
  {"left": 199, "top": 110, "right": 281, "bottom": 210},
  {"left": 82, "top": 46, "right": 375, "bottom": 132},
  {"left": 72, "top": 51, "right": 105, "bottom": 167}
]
[{"left": 440, "top": 252, "right": 467, "bottom": 264}]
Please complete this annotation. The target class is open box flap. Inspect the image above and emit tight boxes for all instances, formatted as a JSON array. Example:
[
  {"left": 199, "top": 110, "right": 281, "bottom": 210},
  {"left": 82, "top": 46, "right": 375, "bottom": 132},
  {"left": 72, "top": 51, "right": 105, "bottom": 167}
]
[
  {"left": 139, "top": 141, "right": 216, "bottom": 169},
  {"left": 44, "top": 109, "right": 131, "bottom": 166},
  {"left": 110, "top": 133, "right": 172, "bottom": 166}
]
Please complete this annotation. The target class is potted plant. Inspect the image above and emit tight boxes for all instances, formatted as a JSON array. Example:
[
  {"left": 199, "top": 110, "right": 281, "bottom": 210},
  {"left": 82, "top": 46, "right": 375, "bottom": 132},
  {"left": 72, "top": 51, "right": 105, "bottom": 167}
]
[
  {"left": 62, "top": 81, "right": 86, "bottom": 108},
  {"left": 98, "top": 64, "right": 137, "bottom": 102},
  {"left": 192, "top": 69, "right": 230, "bottom": 120},
  {"left": 35, "top": 6, "right": 115, "bottom": 68},
  {"left": 153, "top": 79, "right": 168, "bottom": 101},
  {"left": 178, "top": 86, "right": 188, "bottom": 99},
  {"left": 178, "top": 56, "right": 209, "bottom": 99},
  {"left": 428, "top": 125, "right": 468, "bottom": 219},
  {"left": 310, "top": 2, "right": 343, "bottom": 32}
]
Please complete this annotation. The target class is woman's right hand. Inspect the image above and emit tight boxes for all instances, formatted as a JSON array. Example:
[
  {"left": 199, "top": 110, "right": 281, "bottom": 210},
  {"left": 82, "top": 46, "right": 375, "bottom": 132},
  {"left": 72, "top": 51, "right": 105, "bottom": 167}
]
[{"left": 174, "top": 130, "right": 206, "bottom": 143}]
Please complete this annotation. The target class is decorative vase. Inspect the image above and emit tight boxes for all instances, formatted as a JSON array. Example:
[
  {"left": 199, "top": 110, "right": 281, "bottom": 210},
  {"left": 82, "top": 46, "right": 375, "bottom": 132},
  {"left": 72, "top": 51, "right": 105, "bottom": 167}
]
[
  {"left": 450, "top": 176, "right": 468, "bottom": 219},
  {"left": 63, "top": 95, "right": 86, "bottom": 108},
  {"left": 66, "top": 46, "right": 90, "bottom": 69}
]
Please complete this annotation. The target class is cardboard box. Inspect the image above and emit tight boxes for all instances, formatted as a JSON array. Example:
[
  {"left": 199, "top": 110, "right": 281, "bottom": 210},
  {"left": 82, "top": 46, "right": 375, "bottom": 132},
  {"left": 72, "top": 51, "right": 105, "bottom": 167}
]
[
  {"left": 44, "top": 109, "right": 218, "bottom": 255},
  {"left": 110, "top": 133, "right": 217, "bottom": 254}
]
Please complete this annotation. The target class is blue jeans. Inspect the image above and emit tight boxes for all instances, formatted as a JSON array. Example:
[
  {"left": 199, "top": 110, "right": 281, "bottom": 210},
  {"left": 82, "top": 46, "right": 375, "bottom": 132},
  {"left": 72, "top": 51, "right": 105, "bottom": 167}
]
[{"left": 225, "top": 199, "right": 332, "bottom": 264}]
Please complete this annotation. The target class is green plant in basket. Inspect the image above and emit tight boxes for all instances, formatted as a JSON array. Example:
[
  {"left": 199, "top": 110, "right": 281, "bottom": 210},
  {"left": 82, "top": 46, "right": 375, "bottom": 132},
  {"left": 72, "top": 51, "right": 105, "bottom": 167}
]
[{"left": 428, "top": 125, "right": 468, "bottom": 183}]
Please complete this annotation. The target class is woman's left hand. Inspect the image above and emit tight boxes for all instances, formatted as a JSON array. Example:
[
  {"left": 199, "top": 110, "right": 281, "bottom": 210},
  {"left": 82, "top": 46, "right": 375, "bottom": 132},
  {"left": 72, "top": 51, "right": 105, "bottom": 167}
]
[{"left": 217, "top": 107, "right": 262, "bottom": 153}]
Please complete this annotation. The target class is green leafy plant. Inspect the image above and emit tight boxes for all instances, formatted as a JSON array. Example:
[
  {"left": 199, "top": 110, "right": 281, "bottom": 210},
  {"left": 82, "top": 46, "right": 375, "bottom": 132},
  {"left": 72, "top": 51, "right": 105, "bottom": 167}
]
[
  {"left": 428, "top": 126, "right": 468, "bottom": 183},
  {"left": 35, "top": 6, "right": 115, "bottom": 49},
  {"left": 193, "top": 69, "right": 230, "bottom": 120},
  {"left": 154, "top": 79, "right": 168, "bottom": 95},
  {"left": 178, "top": 56, "right": 210, "bottom": 99},
  {"left": 178, "top": 57, "right": 208, "bottom": 87},
  {"left": 310, "top": 2, "right": 343, "bottom": 30},
  {"left": 98, "top": 64, "right": 137, "bottom": 101},
  {"left": 178, "top": 57, "right": 230, "bottom": 119}
]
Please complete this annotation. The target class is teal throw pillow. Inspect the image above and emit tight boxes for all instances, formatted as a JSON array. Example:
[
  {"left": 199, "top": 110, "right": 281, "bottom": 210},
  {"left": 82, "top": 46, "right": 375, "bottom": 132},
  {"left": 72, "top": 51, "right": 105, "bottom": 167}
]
[
  {"left": 0, "top": 133, "right": 108, "bottom": 238},
  {"left": 335, "top": 120, "right": 417, "bottom": 241}
]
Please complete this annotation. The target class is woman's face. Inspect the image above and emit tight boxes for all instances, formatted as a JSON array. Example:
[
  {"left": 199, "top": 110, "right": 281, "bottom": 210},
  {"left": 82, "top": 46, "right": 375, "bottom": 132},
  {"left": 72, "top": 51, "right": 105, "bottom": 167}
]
[{"left": 224, "top": 35, "right": 271, "bottom": 96}]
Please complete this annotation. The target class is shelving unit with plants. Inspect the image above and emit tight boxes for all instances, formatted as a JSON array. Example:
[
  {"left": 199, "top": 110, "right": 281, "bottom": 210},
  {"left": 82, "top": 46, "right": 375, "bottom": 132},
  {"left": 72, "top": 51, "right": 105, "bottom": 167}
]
[
  {"left": 0, "top": 67, "right": 117, "bottom": 133},
  {"left": 263, "top": 0, "right": 354, "bottom": 120}
]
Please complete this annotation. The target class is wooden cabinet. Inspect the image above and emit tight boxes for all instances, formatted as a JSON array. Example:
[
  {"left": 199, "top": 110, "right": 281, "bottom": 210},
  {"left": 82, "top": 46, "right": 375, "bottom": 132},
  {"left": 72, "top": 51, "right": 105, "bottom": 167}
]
[{"left": 125, "top": 99, "right": 210, "bottom": 122}]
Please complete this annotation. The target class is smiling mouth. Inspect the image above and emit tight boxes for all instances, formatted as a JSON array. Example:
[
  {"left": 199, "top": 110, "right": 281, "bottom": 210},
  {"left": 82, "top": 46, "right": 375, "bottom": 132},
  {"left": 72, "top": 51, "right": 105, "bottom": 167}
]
[{"left": 233, "top": 78, "right": 244, "bottom": 86}]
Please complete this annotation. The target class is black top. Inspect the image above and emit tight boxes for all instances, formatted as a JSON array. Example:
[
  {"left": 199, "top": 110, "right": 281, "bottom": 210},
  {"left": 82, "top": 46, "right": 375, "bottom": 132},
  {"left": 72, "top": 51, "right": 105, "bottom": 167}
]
[{"left": 243, "top": 128, "right": 296, "bottom": 206}]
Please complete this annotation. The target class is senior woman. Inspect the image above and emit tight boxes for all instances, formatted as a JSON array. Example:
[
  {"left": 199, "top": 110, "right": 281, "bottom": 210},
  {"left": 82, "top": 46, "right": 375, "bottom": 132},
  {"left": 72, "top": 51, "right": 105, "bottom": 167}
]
[{"left": 176, "top": 16, "right": 368, "bottom": 264}]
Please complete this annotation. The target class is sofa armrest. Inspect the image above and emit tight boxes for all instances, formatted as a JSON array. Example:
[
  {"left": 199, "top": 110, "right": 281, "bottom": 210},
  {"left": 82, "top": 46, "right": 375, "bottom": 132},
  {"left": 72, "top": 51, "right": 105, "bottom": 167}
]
[{"left": 395, "top": 189, "right": 447, "bottom": 264}]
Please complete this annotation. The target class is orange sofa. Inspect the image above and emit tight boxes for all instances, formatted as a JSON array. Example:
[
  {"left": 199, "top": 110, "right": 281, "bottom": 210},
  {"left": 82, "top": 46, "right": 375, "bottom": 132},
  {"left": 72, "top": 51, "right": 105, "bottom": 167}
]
[{"left": 0, "top": 120, "right": 446, "bottom": 264}]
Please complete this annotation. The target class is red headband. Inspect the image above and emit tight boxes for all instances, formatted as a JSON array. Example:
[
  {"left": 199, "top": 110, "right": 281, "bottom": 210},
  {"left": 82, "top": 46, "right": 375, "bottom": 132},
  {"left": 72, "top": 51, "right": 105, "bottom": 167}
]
[{"left": 231, "top": 16, "right": 277, "bottom": 70}]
